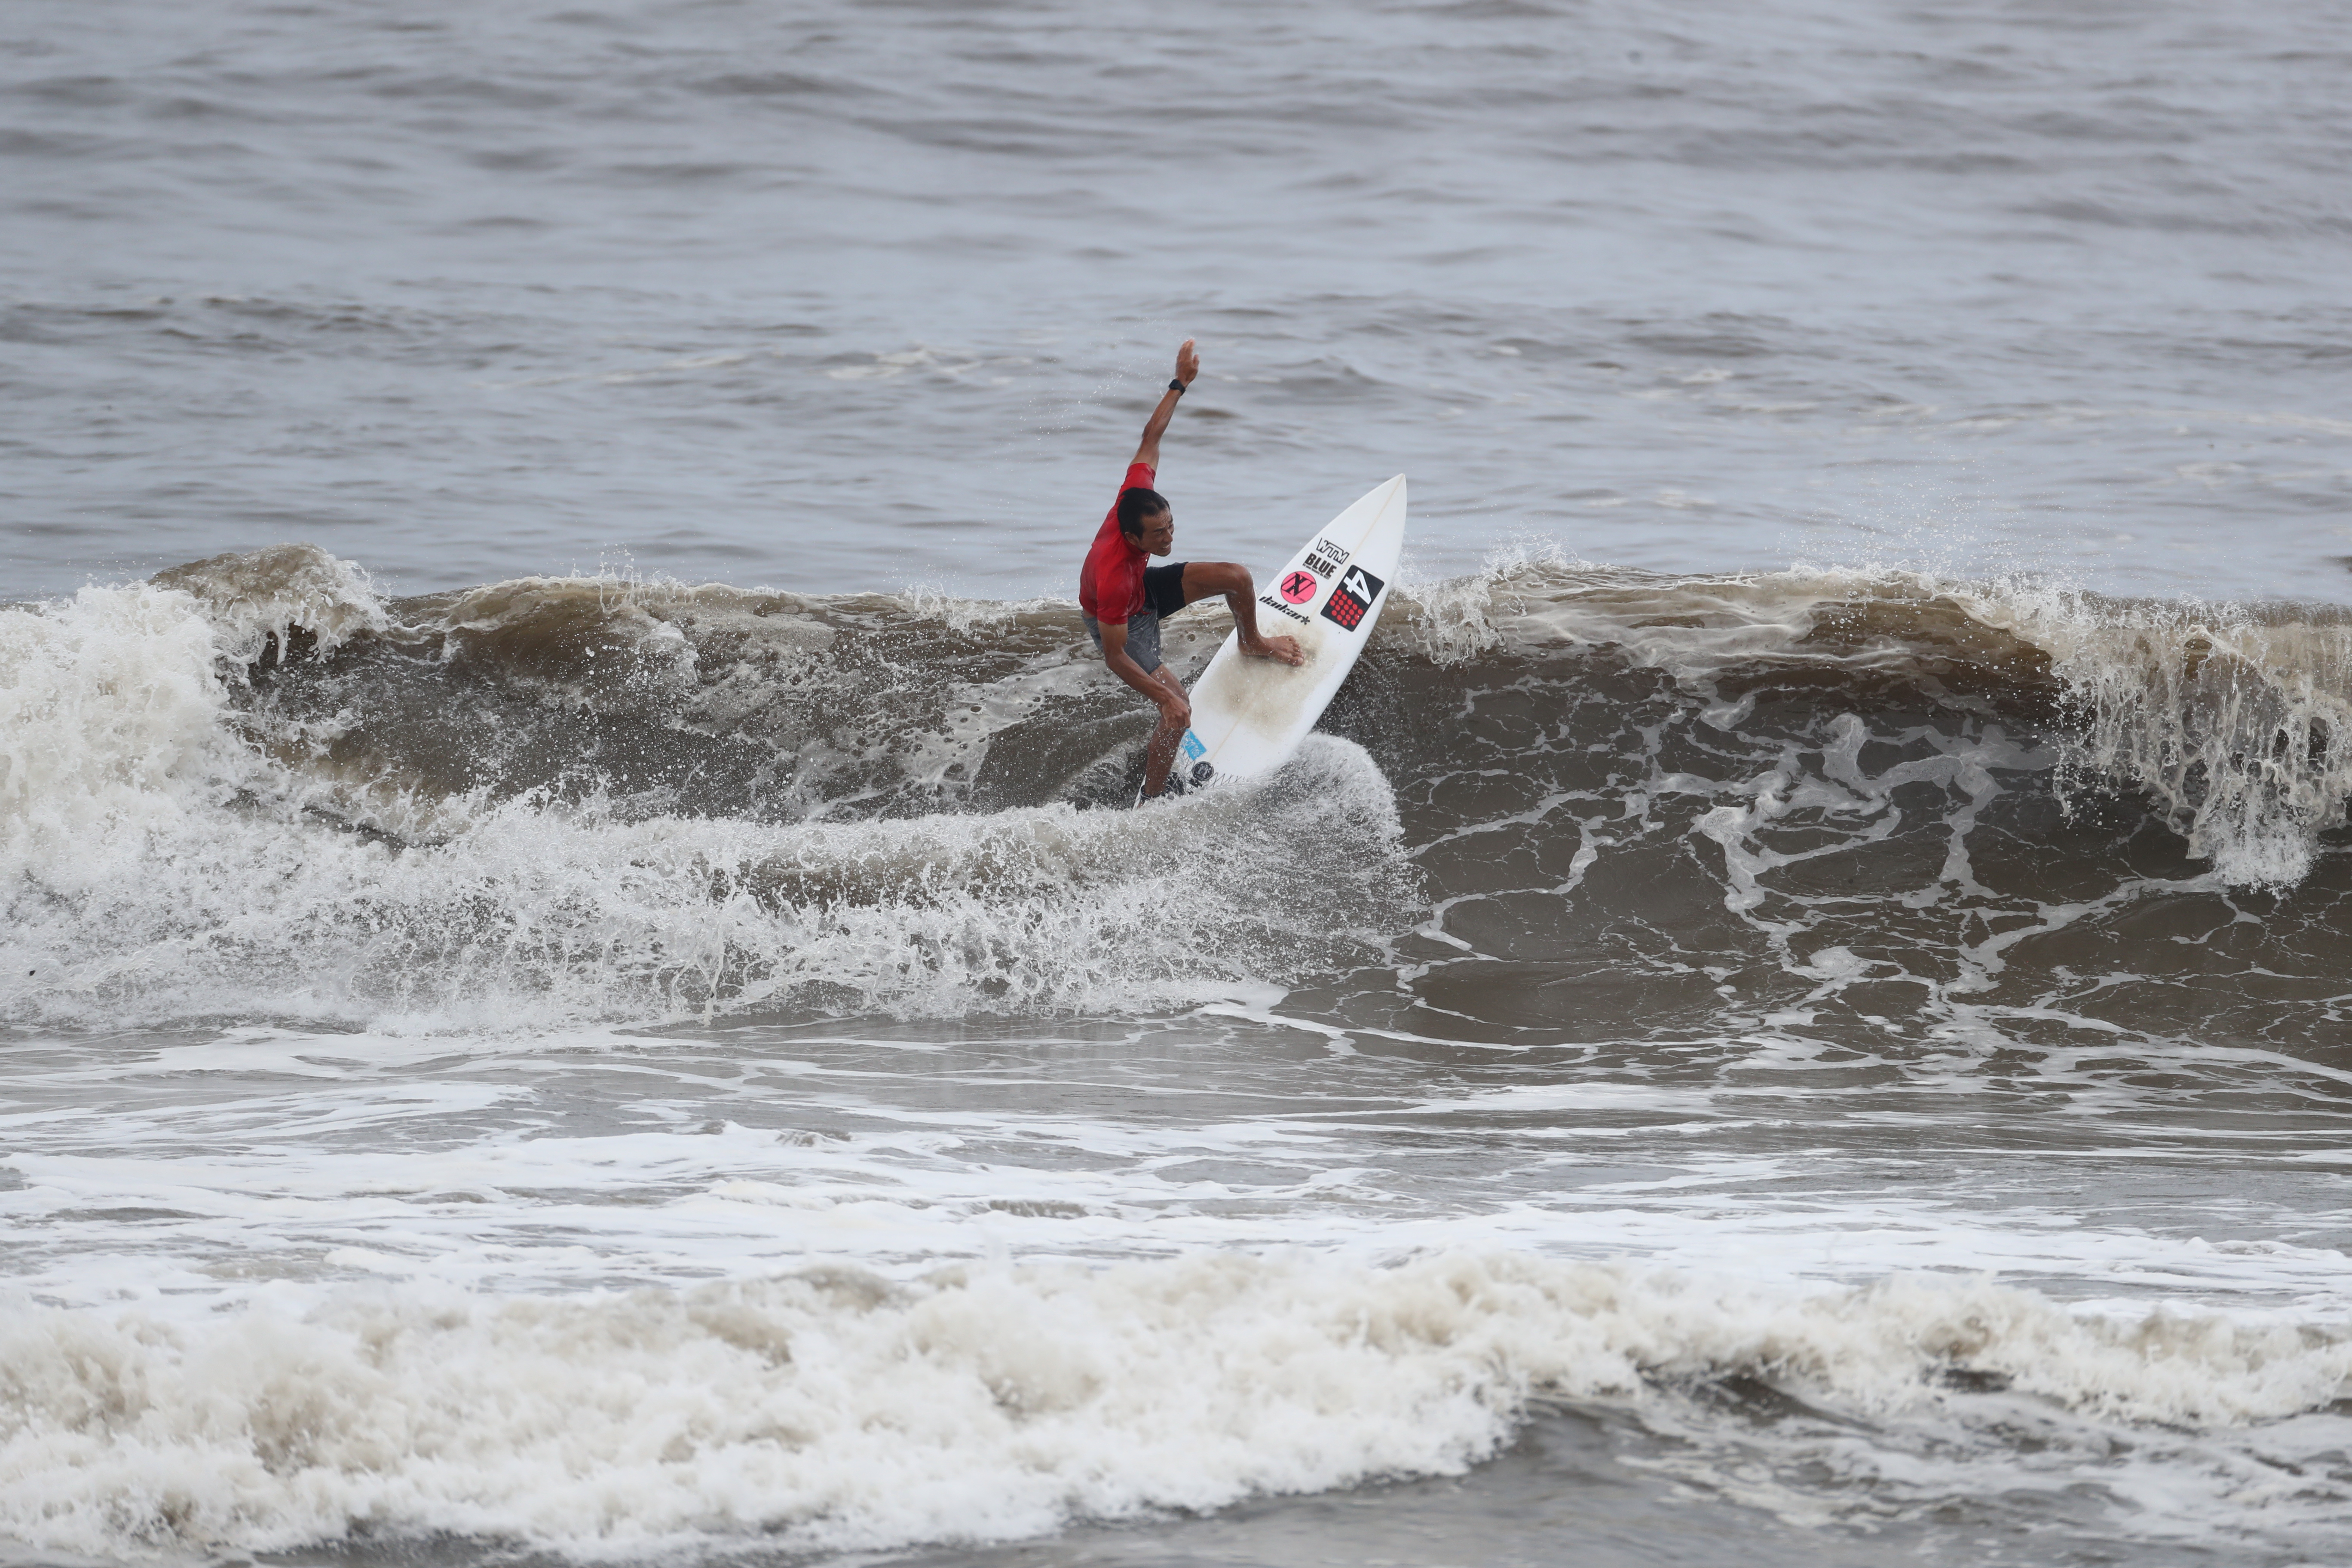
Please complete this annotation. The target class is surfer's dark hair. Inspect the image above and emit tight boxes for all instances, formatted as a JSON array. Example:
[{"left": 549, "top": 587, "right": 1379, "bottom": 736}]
[{"left": 1116, "top": 487, "right": 1170, "bottom": 538}]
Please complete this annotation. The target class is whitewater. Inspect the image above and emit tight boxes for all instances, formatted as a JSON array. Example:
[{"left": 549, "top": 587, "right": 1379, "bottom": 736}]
[{"left": 6, "top": 546, "right": 2352, "bottom": 1563}]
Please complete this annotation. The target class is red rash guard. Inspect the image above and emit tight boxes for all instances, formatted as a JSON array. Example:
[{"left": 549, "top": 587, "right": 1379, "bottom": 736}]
[{"left": 1078, "top": 462, "right": 1155, "bottom": 624}]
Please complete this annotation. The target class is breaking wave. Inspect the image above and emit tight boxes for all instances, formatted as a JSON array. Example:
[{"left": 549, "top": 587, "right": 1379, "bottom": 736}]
[
  {"left": 4, "top": 1252, "right": 2346, "bottom": 1558},
  {"left": 4, "top": 544, "right": 2351, "bottom": 1034}
]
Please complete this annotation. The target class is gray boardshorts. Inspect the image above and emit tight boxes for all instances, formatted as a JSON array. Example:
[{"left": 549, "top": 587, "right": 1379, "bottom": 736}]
[{"left": 1084, "top": 561, "right": 1188, "bottom": 673}]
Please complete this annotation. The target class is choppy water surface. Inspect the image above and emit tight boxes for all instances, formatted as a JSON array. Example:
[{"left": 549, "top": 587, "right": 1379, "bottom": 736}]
[
  {"left": 6, "top": 0, "right": 2351, "bottom": 601},
  {"left": 5, "top": 2, "right": 2352, "bottom": 1566}
]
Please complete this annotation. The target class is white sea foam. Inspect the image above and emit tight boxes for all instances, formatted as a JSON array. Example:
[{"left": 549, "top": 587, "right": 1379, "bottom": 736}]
[
  {"left": 0, "top": 582, "right": 251, "bottom": 879},
  {"left": 1391, "top": 539, "right": 1571, "bottom": 666},
  {"left": 0, "top": 582, "right": 1410, "bottom": 1029},
  {"left": 0, "top": 1253, "right": 2342, "bottom": 1560},
  {"left": 1, "top": 759, "right": 1409, "bottom": 1030},
  {"left": 1969, "top": 585, "right": 2352, "bottom": 886}
]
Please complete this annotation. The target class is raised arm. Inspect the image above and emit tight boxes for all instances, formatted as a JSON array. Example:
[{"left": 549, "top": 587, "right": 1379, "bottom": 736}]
[{"left": 1130, "top": 338, "right": 1200, "bottom": 471}]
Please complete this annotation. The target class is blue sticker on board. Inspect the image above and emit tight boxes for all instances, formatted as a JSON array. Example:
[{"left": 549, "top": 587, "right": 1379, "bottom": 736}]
[{"left": 1181, "top": 730, "right": 1206, "bottom": 760}]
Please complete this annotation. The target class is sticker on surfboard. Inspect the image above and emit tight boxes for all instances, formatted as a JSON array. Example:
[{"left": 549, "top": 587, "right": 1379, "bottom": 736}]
[
  {"left": 1319, "top": 565, "right": 1385, "bottom": 632},
  {"left": 1303, "top": 539, "right": 1350, "bottom": 575}
]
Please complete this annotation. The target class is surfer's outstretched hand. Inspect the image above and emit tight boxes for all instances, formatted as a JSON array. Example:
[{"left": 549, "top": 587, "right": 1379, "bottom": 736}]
[
  {"left": 1174, "top": 338, "right": 1199, "bottom": 386},
  {"left": 1241, "top": 632, "right": 1307, "bottom": 666}
]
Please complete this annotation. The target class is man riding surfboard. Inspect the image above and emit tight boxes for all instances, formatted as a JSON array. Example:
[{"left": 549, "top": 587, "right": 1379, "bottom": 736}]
[{"left": 1079, "top": 339, "right": 1306, "bottom": 800}]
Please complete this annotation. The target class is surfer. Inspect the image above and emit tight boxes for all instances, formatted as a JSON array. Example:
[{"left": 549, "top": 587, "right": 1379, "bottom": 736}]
[{"left": 1081, "top": 339, "right": 1306, "bottom": 799}]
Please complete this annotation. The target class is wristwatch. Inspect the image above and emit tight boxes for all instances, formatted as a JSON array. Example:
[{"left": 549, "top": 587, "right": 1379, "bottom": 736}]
[{"left": 1168, "top": 378, "right": 1186, "bottom": 394}]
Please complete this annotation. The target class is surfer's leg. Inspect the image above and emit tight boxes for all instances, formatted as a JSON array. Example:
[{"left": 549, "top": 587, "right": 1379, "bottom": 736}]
[
  {"left": 1179, "top": 562, "right": 1305, "bottom": 666},
  {"left": 1140, "top": 663, "right": 1187, "bottom": 798},
  {"left": 1115, "top": 611, "right": 1186, "bottom": 799}
]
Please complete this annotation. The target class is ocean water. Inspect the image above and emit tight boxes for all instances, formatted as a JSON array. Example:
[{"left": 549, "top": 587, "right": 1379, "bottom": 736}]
[{"left": 5, "top": 2, "right": 2352, "bottom": 1565}]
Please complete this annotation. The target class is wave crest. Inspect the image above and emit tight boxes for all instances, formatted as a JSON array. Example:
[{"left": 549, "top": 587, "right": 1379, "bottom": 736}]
[{"left": 4, "top": 1253, "right": 2342, "bottom": 1558}]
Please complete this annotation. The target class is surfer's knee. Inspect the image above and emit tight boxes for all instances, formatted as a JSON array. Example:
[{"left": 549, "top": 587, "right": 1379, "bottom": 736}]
[{"left": 1185, "top": 560, "right": 1252, "bottom": 601}]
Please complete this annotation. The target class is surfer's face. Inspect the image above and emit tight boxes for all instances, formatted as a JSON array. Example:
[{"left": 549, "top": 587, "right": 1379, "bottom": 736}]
[{"left": 1137, "top": 508, "right": 1175, "bottom": 555}]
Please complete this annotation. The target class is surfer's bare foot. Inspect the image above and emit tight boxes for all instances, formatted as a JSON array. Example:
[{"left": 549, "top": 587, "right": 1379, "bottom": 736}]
[{"left": 1240, "top": 633, "right": 1305, "bottom": 666}]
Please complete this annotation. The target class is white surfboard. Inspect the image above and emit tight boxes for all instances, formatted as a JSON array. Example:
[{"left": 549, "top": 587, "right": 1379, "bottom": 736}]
[{"left": 1164, "top": 474, "right": 1406, "bottom": 793}]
